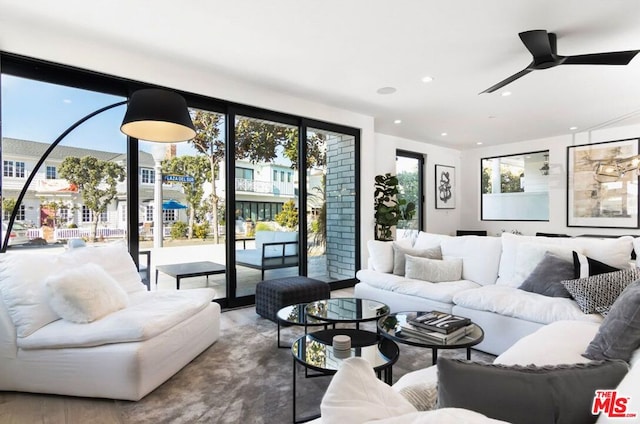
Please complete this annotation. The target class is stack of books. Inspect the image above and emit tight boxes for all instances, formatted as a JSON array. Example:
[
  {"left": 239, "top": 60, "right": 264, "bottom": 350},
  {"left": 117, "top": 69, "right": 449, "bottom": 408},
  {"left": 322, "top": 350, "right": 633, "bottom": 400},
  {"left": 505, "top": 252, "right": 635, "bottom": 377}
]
[{"left": 399, "top": 311, "right": 473, "bottom": 344}]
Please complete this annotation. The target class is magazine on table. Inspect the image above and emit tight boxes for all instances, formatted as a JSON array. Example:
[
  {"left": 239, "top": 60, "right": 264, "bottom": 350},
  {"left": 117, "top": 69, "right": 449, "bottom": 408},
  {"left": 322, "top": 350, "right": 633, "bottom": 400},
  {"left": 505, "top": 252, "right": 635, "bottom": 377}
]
[
  {"left": 399, "top": 323, "right": 474, "bottom": 344},
  {"left": 408, "top": 311, "right": 471, "bottom": 334}
]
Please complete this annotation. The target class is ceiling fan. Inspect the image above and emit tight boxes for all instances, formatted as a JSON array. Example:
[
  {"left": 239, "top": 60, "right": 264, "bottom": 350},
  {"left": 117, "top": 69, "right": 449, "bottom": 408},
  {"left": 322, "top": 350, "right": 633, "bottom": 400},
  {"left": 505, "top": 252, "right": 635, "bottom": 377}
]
[{"left": 480, "top": 29, "right": 640, "bottom": 94}]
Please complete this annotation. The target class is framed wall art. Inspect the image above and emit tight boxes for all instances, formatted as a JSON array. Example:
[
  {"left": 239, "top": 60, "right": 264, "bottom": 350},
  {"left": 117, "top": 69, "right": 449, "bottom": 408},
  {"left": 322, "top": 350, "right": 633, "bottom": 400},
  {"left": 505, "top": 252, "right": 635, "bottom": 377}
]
[
  {"left": 567, "top": 138, "right": 640, "bottom": 228},
  {"left": 435, "top": 164, "right": 455, "bottom": 209}
]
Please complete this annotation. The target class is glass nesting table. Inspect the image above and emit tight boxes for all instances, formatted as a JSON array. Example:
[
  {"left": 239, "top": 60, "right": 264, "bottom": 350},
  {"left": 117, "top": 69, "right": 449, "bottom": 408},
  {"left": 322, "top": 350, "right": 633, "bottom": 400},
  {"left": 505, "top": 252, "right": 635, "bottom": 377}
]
[
  {"left": 276, "top": 304, "right": 329, "bottom": 348},
  {"left": 377, "top": 311, "right": 484, "bottom": 365},
  {"left": 304, "top": 297, "right": 390, "bottom": 329},
  {"left": 291, "top": 328, "right": 399, "bottom": 423}
]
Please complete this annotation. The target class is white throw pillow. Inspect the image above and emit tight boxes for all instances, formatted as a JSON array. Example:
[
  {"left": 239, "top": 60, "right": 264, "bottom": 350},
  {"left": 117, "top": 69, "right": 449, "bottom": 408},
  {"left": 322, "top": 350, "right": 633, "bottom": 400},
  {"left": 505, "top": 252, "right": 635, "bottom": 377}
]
[
  {"left": 367, "top": 240, "right": 395, "bottom": 273},
  {"left": 46, "top": 263, "right": 129, "bottom": 323},
  {"left": 320, "top": 357, "right": 416, "bottom": 423},
  {"left": 405, "top": 255, "right": 463, "bottom": 283},
  {"left": 440, "top": 236, "right": 502, "bottom": 286},
  {"left": 60, "top": 240, "right": 147, "bottom": 293}
]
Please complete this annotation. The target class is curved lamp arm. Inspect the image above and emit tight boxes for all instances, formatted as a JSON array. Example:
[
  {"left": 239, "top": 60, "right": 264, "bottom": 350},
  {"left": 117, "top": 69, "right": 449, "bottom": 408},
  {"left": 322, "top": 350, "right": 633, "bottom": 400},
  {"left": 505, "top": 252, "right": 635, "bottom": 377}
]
[{"left": 1, "top": 100, "right": 127, "bottom": 252}]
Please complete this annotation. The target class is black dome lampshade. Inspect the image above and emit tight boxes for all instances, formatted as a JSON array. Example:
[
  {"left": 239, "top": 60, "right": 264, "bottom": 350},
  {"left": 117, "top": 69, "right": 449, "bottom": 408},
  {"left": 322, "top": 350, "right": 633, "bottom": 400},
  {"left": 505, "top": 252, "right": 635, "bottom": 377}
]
[{"left": 120, "top": 88, "right": 196, "bottom": 142}]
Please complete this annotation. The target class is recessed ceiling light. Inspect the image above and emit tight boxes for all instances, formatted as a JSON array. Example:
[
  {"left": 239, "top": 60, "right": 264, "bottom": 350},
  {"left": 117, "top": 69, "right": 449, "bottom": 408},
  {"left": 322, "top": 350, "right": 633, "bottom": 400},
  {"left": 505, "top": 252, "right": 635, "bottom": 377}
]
[
  {"left": 421, "top": 76, "right": 434, "bottom": 83},
  {"left": 376, "top": 87, "right": 397, "bottom": 95},
  {"left": 476, "top": 142, "right": 483, "bottom": 145},
  {"left": 569, "top": 126, "right": 578, "bottom": 130},
  {"left": 501, "top": 91, "right": 512, "bottom": 97},
  {"left": 441, "top": 132, "right": 448, "bottom": 136},
  {"left": 394, "top": 119, "right": 402, "bottom": 124},
  {"left": 63, "top": 99, "right": 72, "bottom": 104}
]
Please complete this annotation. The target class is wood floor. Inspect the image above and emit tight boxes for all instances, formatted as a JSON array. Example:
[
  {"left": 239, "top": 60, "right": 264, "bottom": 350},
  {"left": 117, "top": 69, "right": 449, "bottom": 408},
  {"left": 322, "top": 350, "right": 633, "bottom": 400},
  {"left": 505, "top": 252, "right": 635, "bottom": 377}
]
[{"left": 0, "top": 288, "right": 354, "bottom": 424}]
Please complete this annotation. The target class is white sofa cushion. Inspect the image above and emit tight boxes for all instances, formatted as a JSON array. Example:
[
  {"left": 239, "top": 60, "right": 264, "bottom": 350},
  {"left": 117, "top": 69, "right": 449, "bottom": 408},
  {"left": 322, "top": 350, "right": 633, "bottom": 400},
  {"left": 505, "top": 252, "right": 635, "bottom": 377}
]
[
  {"left": 452, "top": 285, "right": 603, "bottom": 325},
  {"left": 45, "top": 263, "right": 129, "bottom": 323},
  {"left": 255, "top": 231, "right": 298, "bottom": 256},
  {"left": 393, "top": 279, "right": 480, "bottom": 304},
  {"left": 18, "top": 288, "right": 215, "bottom": 349},
  {"left": 60, "top": 240, "right": 147, "bottom": 294},
  {"left": 0, "top": 253, "right": 63, "bottom": 337},
  {"left": 356, "top": 269, "right": 479, "bottom": 304},
  {"left": 413, "top": 232, "right": 451, "bottom": 250},
  {"left": 355, "top": 269, "right": 412, "bottom": 291},
  {"left": 367, "top": 240, "right": 396, "bottom": 273},
  {"left": 497, "top": 233, "right": 634, "bottom": 287},
  {"left": 494, "top": 320, "right": 598, "bottom": 366},
  {"left": 441, "top": 236, "right": 502, "bottom": 286}
]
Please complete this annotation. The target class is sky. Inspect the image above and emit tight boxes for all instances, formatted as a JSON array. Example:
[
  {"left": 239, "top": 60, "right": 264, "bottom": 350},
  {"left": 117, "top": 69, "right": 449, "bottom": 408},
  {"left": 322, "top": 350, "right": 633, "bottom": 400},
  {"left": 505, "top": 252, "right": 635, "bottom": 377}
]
[{"left": 1, "top": 75, "right": 199, "bottom": 156}]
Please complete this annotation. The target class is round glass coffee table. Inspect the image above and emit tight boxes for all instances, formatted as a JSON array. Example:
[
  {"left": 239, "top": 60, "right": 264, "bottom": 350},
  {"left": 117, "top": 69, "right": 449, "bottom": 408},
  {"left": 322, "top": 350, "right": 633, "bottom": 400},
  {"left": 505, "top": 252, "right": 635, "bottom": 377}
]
[
  {"left": 305, "top": 298, "right": 390, "bottom": 329},
  {"left": 291, "top": 328, "right": 399, "bottom": 423},
  {"left": 276, "top": 303, "right": 328, "bottom": 348},
  {"left": 378, "top": 311, "right": 484, "bottom": 365}
]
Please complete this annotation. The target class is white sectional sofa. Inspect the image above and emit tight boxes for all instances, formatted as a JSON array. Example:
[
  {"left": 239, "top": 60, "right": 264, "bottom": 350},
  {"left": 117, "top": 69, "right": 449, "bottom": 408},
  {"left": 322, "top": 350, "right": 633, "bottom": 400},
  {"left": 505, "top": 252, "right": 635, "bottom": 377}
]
[
  {"left": 0, "top": 241, "right": 220, "bottom": 401},
  {"left": 317, "top": 318, "right": 640, "bottom": 423},
  {"left": 355, "top": 232, "right": 636, "bottom": 355},
  {"left": 318, "top": 232, "right": 640, "bottom": 423}
]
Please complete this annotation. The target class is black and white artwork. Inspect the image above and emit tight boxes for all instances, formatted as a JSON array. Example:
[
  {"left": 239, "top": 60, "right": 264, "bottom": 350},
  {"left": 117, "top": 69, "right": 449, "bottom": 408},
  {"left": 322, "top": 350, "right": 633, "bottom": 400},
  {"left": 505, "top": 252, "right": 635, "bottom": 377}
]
[{"left": 435, "top": 164, "right": 455, "bottom": 209}]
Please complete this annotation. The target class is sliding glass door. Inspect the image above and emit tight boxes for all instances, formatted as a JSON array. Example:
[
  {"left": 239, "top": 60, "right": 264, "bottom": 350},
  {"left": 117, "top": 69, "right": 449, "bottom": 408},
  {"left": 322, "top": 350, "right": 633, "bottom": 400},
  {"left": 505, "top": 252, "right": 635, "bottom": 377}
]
[
  {"left": 233, "top": 115, "right": 300, "bottom": 298},
  {"left": 1, "top": 53, "right": 360, "bottom": 309}
]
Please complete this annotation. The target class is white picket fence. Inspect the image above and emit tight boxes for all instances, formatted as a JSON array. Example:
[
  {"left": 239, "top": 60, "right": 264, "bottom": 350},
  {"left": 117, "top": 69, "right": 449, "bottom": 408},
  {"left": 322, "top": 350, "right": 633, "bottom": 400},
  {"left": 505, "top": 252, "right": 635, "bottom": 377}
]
[{"left": 53, "top": 228, "right": 126, "bottom": 240}]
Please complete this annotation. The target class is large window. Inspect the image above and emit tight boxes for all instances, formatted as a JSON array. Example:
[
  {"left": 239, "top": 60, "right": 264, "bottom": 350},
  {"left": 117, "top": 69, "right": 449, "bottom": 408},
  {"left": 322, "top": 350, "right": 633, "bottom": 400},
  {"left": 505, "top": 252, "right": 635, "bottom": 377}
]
[
  {"left": 481, "top": 150, "right": 550, "bottom": 221},
  {"left": 1, "top": 72, "right": 127, "bottom": 246},
  {"left": 396, "top": 150, "right": 424, "bottom": 235},
  {"left": 141, "top": 168, "right": 155, "bottom": 184},
  {"left": 46, "top": 165, "right": 57, "bottom": 179},
  {"left": 1, "top": 53, "right": 360, "bottom": 309}
]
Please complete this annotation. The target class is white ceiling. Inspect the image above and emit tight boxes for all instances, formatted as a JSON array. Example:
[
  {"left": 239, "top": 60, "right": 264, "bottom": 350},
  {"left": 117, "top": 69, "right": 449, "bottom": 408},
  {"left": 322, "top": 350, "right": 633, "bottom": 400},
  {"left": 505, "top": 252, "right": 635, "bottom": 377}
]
[{"left": 2, "top": 0, "right": 640, "bottom": 149}]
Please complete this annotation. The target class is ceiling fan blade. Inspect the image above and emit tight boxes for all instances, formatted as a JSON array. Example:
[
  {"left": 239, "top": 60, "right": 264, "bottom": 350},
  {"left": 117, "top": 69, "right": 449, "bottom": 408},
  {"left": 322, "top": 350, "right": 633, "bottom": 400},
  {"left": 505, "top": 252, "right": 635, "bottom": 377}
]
[
  {"left": 480, "top": 68, "right": 532, "bottom": 94},
  {"left": 562, "top": 50, "right": 640, "bottom": 65},
  {"left": 519, "top": 30, "right": 555, "bottom": 58}
]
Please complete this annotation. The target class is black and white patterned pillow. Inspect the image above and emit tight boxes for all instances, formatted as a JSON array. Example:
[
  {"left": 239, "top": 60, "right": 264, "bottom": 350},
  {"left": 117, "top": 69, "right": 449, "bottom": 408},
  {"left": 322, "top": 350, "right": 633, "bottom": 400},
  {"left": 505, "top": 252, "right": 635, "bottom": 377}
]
[{"left": 561, "top": 269, "right": 640, "bottom": 314}]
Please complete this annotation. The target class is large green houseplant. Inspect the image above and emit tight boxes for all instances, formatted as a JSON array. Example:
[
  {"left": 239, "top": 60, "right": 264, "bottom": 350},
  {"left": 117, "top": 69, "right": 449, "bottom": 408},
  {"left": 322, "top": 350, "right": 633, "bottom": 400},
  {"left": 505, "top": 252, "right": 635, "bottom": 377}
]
[{"left": 374, "top": 173, "right": 416, "bottom": 241}]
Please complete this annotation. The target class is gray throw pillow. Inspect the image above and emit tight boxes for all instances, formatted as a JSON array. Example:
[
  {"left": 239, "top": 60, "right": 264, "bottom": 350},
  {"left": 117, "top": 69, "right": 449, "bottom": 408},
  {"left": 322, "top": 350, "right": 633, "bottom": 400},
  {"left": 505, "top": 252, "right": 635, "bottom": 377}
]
[
  {"left": 518, "top": 252, "right": 574, "bottom": 298},
  {"left": 392, "top": 243, "right": 442, "bottom": 275},
  {"left": 437, "top": 358, "right": 629, "bottom": 424},
  {"left": 561, "top": 268, "right": 640, "bottom": 314},
  {"left": 405, "top": 255, "right": 462, "bottom": 283},
  {"left": 583, "top": 279, "right": 640, "bottom": 363}
]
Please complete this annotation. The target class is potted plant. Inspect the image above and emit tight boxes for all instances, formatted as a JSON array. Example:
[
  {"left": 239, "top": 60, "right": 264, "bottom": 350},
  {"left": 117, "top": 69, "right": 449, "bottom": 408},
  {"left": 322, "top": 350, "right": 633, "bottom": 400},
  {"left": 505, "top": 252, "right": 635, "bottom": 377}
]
[{"left": 374, "top": 173, "right": 416, "bottom": 241}]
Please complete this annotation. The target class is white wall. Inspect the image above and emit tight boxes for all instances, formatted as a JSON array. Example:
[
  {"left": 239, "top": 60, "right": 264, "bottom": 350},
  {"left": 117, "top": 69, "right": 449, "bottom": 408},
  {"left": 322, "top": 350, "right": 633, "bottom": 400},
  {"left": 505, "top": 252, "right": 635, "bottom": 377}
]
[
  {"left": 374, "top": 134, "right": 462, "bottom": 241},
  {"left": 460, "top": 123, "right": 640, "bottom": 237}
]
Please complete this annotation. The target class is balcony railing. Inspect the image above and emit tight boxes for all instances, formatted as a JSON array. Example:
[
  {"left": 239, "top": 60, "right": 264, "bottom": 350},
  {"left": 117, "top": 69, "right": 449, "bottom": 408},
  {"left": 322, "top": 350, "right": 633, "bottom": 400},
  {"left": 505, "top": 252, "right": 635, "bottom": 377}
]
[{"left": 235, "top": 178, "right": 294, "bottom": 196}]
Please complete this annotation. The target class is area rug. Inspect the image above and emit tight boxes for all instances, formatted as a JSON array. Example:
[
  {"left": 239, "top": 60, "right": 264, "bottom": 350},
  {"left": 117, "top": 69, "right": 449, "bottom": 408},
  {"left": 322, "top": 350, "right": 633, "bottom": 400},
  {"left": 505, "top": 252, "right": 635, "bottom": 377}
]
[{"left": 117, "top": 317, "right": 494, "bottom": 424}]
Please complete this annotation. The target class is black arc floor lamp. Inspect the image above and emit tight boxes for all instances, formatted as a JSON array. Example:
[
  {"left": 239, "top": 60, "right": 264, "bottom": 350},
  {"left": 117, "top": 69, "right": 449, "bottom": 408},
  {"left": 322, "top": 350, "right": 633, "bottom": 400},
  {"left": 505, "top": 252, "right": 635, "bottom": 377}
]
[{"left": 1, "top": 88, "right": 195, "bottom": 252}]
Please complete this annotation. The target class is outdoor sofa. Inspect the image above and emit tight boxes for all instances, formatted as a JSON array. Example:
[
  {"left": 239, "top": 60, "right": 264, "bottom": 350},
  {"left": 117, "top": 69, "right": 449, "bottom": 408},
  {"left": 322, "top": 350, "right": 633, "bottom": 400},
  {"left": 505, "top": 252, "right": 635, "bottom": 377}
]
[{"left": 235, "top": 230, "right": 299, "bottom": 279}]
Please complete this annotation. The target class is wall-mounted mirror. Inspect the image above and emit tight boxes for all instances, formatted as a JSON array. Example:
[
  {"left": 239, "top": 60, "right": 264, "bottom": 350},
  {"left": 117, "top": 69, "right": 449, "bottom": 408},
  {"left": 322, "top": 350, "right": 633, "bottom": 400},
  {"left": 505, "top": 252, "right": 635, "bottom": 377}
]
[{"left": 481, "top": 150, "right": 549, "bottom": 221}]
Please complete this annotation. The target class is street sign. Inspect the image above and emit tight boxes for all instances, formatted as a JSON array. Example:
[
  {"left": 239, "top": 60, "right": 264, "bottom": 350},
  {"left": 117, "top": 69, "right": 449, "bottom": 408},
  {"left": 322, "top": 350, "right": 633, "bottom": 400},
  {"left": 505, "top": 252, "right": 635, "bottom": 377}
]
[{"left": 162, "top": 174, "right": 195, "bottom": 183}]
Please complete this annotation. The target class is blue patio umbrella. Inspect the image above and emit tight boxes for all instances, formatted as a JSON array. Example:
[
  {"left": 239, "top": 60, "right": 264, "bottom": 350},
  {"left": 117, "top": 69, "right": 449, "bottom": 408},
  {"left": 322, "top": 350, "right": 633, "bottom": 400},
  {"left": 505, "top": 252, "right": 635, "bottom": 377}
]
[{"left": 162, "top": 199, "right": 188, "bottom": 210}]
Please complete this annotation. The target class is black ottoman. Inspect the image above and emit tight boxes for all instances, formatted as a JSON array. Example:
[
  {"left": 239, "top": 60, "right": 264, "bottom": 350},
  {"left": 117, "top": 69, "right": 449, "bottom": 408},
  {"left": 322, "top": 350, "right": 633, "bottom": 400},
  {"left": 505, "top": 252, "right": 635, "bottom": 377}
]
[{"left": 255, "top": 276, "right": 330, "bottom": 322}]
